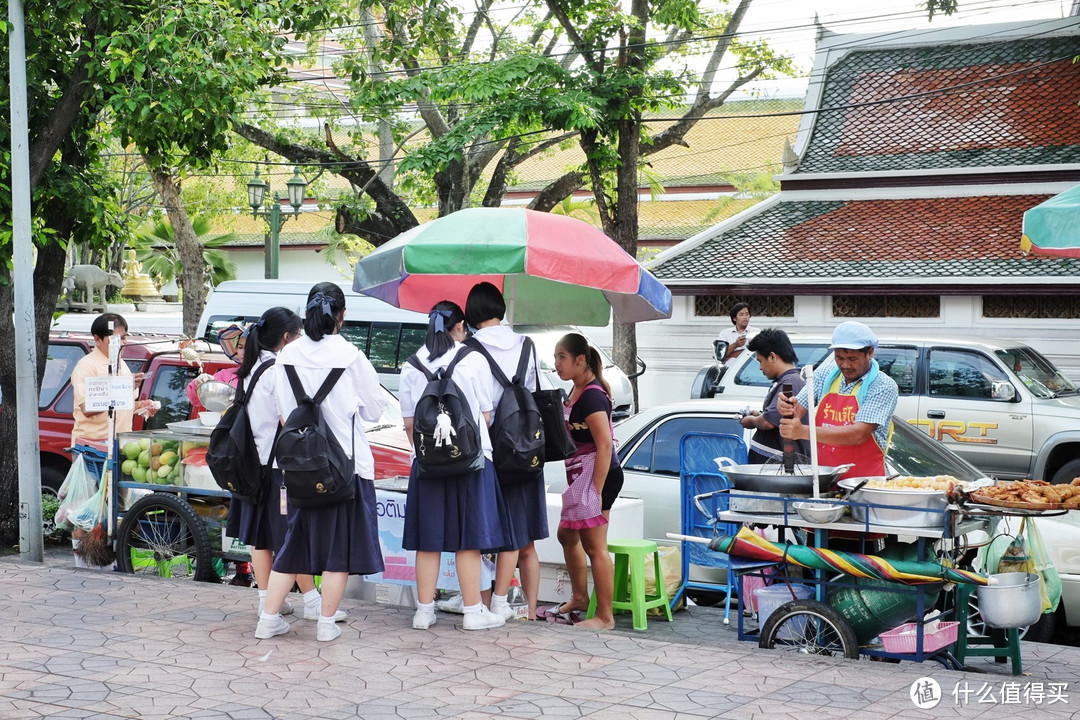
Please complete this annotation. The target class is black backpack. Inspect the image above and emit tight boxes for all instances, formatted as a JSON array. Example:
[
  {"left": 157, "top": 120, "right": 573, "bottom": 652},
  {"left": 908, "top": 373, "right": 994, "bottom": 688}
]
[
  {"left": 465, "top": 337, "right": 545, "bottom": 483},
  {"left": 206, "top": 360, "right": 275, "bottom": 502},
  {"left": 407, "top": 347, "right": 485, "bottom": 479},
  {"left": 274, "top": 365, "right": 356, "bottom": 508}
]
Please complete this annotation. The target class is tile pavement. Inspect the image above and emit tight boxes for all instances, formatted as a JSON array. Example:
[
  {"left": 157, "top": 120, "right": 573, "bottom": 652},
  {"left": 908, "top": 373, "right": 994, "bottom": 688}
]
[{"left": 1, "top": 553, "right": 1078, "bottom": 719}]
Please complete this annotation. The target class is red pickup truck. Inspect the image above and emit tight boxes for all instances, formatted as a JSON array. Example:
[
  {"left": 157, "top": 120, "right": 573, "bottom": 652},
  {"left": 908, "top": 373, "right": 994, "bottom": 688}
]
[{"left": 37, "top": 331, "right": 411, "bottom": 493}]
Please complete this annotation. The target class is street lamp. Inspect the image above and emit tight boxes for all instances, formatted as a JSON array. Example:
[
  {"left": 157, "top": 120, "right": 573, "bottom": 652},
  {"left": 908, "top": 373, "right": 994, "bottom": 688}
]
[{"left": 247, "top": 164, "right": 307, "bottom": 279}]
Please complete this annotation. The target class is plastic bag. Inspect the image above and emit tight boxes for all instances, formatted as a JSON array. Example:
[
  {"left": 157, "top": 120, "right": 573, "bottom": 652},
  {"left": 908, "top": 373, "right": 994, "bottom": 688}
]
[
  {"left": 68, "top": 475, "right": 108, "bottom": 533},
  {"left": 1026, "top": 519, "right": 1062, "bottom": 614},
  {"left": 643, "top": 545, "right": 684, "bottom": 614},
  {"left": 54, "top": 455, "right": 96, "bottom": 531},
  {"left": 986, "top": 517, "right": 1061, "bottom": 614}
]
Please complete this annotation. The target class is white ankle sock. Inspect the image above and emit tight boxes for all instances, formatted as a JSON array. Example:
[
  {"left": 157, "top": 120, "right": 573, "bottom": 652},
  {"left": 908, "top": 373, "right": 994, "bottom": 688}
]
[
  {"left": 318, "top": 615, "right": 335, "bottom": 626},
  {"left": 260, "top": 612, "right": 280, "bottom": 622},
  {"left": 490, "top": 594, "right": 508, "bottom": 607},
  {"left": 303, "top": 588, "right": 321, "bottom": 607},
  {"left": 258, "top": 589, "right": 268, "bottom": 600},
  {"left": 463, "top": 602, "right": 483, "bottom": 615},
  {"left": 417, "top": 600, "right": 435, "bottom": 611}
]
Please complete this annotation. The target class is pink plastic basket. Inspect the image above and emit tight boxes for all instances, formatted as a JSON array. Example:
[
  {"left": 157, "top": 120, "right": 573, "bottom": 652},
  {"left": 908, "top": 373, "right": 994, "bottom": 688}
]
[{"left": 879, "top": 621, "right": 958, "bottom": 654}]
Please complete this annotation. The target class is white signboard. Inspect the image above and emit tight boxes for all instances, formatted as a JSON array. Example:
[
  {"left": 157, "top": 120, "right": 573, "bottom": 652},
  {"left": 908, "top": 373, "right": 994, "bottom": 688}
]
[{"left": 84, "top": 375, "right": 134, "bottom": 412}]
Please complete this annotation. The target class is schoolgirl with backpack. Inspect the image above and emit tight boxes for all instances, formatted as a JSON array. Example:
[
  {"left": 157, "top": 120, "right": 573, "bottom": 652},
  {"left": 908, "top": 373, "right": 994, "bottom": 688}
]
[
  {"left": 216, "top": 307, "right": 327, "bottom": 621},
  {"left": 399, "top": 300, "right": 513, "bottom": 632},
  {"left": 458, "top": 282, "right": 550, "bottom": 622},
  {"left": 254, "top": 283, "right": 387, "bottom": 643}
]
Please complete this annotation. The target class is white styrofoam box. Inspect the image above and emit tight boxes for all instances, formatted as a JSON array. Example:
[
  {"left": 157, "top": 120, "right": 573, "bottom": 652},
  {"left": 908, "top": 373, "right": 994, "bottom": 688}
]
[
  {"left": 534, "top": 494, "right": 644, "bottom": 565},
  {"left": 536, "top": 563, "right": 583, "bottom": 605}
]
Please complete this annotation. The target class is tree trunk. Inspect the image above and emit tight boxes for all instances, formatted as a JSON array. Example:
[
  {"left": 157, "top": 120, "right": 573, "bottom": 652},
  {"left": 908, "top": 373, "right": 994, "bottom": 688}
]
[
  {"left": 0, "top": 228, "right": 72, "bottom": 546},
  {"left": 148, "top": 166, "right": 204, "bottom": 337}
]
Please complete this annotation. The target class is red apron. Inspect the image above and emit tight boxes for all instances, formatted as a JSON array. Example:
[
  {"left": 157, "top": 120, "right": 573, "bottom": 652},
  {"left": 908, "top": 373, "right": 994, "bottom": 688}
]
[{"left": 815, "top": 375, "right": 886, "bottom": 480}]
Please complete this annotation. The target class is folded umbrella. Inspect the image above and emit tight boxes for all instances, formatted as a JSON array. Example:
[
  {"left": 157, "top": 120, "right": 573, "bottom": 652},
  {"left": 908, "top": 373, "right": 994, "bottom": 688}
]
[
  {"left": 706, "top": 526, "right": 988, "bottom": 586},
  {"left": 353, "top": 207, "right": 671, "bottom": 325}
]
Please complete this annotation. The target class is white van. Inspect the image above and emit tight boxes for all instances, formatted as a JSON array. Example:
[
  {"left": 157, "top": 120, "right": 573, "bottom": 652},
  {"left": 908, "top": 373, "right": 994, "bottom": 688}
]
[{"left": 199, "top": 280, "right": 636, "bottom": 414}]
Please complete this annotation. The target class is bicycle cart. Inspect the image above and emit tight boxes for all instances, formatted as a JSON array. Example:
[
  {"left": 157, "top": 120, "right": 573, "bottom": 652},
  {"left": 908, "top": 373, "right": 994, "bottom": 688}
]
[{"left": 109, "top": 423, "right": 249, "bottom": 582}]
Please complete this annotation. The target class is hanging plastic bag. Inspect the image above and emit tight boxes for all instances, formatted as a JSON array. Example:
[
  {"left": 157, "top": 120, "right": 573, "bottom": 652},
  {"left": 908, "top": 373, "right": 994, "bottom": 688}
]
[
  {"left": 1026, "top": 519, "right": 1062, "bottom": 614},
  {"left": 54, "top": 455, "right": 96, "bottom": 531},
  {"left": 68, "top": 474, "right": 108, "bottom": 533}
]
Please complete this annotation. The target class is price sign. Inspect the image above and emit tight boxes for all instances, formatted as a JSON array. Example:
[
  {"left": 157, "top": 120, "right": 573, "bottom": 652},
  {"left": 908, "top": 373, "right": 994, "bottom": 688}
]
[{"left": 84, "top": 375, "right": 134, "bottom": 412}]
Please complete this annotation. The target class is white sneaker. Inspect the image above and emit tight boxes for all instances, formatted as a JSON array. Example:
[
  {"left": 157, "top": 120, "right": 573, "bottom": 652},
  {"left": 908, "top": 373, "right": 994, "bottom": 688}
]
[
  {"left": 316, "top": 622, "right": 342, "bottom": 642},
  {"left": 413, "top": 606, "right": 437, "bottom": 630},
  {"left": 258, "top": 598, "right": 294, "bottom": 616},
  {"left": 254, "top": 615, "right": 290, "bottom": 639},
  {"left": 434, "top": 594, "right": 465, "bottom": 614},
  {"left": 489, "top": 600, "right": 516, "bottom": 622},
  {"left": 303, "top": 604, "right": 348, "bottom": 622},
  {"left": 463, "top": 607, "right": 506, "bottom": 631}
]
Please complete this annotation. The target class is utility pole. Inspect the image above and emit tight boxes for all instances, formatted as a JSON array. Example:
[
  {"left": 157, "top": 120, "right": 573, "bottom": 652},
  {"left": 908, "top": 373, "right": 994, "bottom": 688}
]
[{"left": 9, "top": 0, "right": 44, "bottom": 561}]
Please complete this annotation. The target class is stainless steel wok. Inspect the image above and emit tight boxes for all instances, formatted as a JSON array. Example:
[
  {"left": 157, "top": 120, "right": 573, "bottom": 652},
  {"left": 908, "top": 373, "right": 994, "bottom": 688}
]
[{"left": 719, "top": 462, "right": 854, "bottom": 495}]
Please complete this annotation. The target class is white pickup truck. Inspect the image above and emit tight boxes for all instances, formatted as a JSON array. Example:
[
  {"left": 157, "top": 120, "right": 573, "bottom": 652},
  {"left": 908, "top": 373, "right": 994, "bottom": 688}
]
[{"left": 693, "top": 335, "right": 1080, "bottom": 484}]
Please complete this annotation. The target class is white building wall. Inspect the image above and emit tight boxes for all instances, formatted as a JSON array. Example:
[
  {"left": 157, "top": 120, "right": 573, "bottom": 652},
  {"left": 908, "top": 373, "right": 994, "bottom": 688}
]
[
  {"left": 229, "top": 246, "right": 354, "bottom": 284},
  {"left": 631, "top": 295, "right": 1080, "bottom": 412}
]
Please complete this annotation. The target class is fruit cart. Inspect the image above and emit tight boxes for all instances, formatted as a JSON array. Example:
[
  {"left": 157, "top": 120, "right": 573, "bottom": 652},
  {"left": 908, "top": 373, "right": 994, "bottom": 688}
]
[{"left": 109, "top": 420, "right": 247, "bottom": 582}]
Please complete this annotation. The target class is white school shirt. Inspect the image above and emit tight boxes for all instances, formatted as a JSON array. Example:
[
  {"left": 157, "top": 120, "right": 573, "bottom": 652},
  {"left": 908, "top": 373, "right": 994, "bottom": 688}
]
[
  {"left": 272, "top": 334, "right": 387, "bottom": 480},
  {"left": 243, "top": 349, "right": 280, "bottom": 466},
  {"left": 470, "top": 324, "right": 539, "bottom": 409},
  {"left": 398, "top": 342, "right": 494, "bottom": 459}
]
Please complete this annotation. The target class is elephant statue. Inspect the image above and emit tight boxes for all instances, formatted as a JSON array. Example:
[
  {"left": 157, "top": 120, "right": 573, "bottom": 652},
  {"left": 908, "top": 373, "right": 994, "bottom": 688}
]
[{"left": 59, "top": 265, "right": 124, "bottom": 313}]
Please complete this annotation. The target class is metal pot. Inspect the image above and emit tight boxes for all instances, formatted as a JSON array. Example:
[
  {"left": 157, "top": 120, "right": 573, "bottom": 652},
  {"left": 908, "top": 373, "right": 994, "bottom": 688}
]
[
  {"left": 837, "top": 476, "right": 947, "bottom": 528},
  {"left": 719, "top": 462, "right": 854, "bottom": 495},
  {"left": 977, "top": 572, "right": 1042, "bottom": 629}
]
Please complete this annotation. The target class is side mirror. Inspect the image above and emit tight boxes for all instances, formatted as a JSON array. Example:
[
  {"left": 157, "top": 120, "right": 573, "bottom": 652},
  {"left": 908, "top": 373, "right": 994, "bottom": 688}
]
[
  {"left": 990, "top": 381, "right": 1016, "bottom": 401},
  {"left": 713, "top": 340, "right": 728, "bottom": 364}
]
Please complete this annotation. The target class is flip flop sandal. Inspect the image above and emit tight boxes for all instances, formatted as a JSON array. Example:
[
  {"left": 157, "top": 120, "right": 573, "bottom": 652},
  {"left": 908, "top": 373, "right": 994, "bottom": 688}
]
[
  {"left": 536, "top": 605, "right": 562, "bottom": 621},
  {"left": 546, "top": 610, "right": 582, "bottom": 625}
]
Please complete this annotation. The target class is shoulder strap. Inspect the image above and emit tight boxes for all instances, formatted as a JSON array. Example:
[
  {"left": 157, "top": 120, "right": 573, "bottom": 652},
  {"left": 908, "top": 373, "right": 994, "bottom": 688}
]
[
  {"left": 514, "top": 337, "right": 534, "bottom": 386},
  {"left": 406, "top": 354, "right": 436, "bottom": 382},
  {"left": 313, "top": 367, "right": 346, "bottom": 404},
  {"left": 444, "top": 345, "right": 473, "bottom": 378},
  {"left": 284, "top": 364, "right": 344, "bottom": 404},
  {"left": 238, "top": 359, "right": 276, "bottom": 407},
  {"left": 464, "top": 337, "right": 511, "bottom": 388}
]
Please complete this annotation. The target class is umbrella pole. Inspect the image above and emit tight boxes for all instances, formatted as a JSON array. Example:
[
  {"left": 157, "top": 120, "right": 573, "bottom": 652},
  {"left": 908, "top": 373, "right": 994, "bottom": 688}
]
[
  {"left": 804, "top": 365, "right": 819, "bottom": 498},
  {"left": 507, "top": 275, "right": 516, "bottom": 326}
]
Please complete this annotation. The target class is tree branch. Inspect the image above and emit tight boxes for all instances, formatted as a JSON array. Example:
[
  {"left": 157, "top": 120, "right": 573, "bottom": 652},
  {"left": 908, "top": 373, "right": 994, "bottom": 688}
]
[{"left": 545, "top": 0, "right": 603, "bottom": 74}]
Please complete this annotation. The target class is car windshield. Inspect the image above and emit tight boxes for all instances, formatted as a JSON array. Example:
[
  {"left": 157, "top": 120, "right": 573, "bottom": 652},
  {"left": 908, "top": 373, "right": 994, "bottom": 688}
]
[
  {"left": 731, "top": 342, "right": 831, "bottom": 387},
  {"left": 995, "top": 347, "right": 1078, "bottom": 399},
  {"left": 364, "top": 386, "right": 403, "bottom": 431},
  {"left": 886, "top": 419, "right": 989, "bottom": 482}
]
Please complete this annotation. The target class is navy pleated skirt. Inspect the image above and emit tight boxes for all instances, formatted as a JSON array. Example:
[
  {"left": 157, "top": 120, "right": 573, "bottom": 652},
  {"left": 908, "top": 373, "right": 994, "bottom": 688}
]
[
  {"left": 403, "top": 459, "right": 513, "bottom": 553},
  {"left": 496, "top": 473, "right": 549, "bottom": 550},
  {"left": 271, "top": 475, "right": 384, "bottom": 576},
  {"left": 226, "top": 467, "right": 287, "bottom": 552}
]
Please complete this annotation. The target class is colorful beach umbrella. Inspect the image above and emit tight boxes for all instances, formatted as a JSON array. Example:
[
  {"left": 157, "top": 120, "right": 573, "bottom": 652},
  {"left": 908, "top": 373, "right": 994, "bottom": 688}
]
[
  {"left": 352, "top": 207, "right": 672, "bottom": 325},
  {"left": 1021, "top": 185, "right": 1080, "bottom": 258},
  {"left": 707, "top": 527, "right": 988, "bottom": 586}
]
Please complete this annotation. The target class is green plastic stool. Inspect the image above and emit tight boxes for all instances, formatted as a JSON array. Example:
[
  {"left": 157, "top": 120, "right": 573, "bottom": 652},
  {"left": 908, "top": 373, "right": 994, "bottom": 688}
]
[
  {"left": 587, "top": 539, "right": 673, "bottom": 631},
  {"left": 954, "top": 583, "right": 1023, "bottom": 675}
]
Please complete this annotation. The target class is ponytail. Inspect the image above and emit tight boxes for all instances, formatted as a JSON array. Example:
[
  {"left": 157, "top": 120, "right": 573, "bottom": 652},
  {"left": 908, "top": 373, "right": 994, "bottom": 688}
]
[
  {"left": 304, "top": 282, "right": 346, "bottom": 341},
  {"left": 424, "top": 300, "right": 465, "bottom": 361},
  {"left": 238, "top": 306, "right": 302, "bottom": 379}
]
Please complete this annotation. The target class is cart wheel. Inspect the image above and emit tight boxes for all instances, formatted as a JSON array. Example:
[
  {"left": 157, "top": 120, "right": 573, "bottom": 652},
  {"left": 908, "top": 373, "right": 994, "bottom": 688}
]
[
  {"left": 116, "top": 494, "right": 217, "bottom": 582},
  {"left": 758, "top": 599, "right": 860, "bottom": 660}
]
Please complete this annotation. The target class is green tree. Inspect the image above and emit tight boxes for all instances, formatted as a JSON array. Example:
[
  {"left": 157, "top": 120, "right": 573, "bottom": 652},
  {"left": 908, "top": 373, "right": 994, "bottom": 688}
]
[
  {"left": 0, "top": 0, "right": 342, "bottom": 545},
  {"left": 235, "top": 2, "right": 791, "bottom": 388}
]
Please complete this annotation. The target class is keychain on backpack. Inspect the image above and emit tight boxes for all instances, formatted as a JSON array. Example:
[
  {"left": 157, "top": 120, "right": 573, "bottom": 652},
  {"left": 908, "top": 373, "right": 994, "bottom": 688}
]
[{"left": 280, "top": 485, "right": 288, "bottom": 515}]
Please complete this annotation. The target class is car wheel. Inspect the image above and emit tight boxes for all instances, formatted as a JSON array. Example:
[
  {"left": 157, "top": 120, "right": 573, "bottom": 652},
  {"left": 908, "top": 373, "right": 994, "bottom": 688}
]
[
  {"left": 966, "top": 592, "right": 1058, "bottom": 643},
  {"left": 40, "top": 463, "right": 67, "bottom": 497},
  {"left": 1050, "top": 458, "right": 1080, "bottom": 486}
]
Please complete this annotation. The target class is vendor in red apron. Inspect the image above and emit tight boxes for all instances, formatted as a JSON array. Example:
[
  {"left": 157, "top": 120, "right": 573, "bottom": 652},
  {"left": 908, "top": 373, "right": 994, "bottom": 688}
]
[{"left": 778, "top": 322, "right": 898, "bottom": 481}]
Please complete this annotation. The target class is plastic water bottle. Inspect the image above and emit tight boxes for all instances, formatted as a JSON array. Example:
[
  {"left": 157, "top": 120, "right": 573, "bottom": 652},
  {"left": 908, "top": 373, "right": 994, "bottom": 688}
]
[{"left": 507, "top": 573, "right": 528, "bottom": 620}]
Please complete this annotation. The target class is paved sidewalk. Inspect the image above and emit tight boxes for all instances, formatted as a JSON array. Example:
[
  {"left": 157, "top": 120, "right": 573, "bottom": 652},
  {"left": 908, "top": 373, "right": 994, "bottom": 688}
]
[{"left": 1, "top": 556, "right": 1078, "bottom": 719}]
